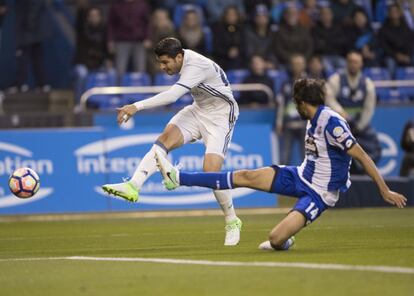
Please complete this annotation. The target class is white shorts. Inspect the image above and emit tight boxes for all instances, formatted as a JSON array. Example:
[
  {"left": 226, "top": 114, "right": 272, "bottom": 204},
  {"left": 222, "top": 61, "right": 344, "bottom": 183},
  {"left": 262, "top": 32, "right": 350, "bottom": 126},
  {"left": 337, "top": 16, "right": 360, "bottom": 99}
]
[{"left": 168, "top": 105, "right": 237, "bottom": 158}]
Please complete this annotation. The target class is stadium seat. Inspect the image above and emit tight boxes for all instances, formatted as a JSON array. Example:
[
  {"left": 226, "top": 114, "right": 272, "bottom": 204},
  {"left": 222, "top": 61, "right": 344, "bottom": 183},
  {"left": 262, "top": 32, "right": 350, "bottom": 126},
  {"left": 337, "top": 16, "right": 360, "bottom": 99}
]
[
  {"left": 154, "top": 73, "right": 179, "bottom": 86},
  {"left": 363, "top": 67, "right": 393, "bottom": 101},
  {"left": 84, "top": 71, "right": 120, "bottom": 109},
  {"left": 363, "top": 67, "right": 390, "bottom": 81},
  {"left": 153, "top": 73, "right": 193, "bottom": 107},
  {"left": 173, "top": 4, "right": 205, "bottom": 28},
  {"left": 267, "top": 69, "right": 288, "bottom": 96},
  {"left": 226, "top": 69, "right": 249, "bottom": 100},
  {"left": 395, "top": 67, "right": 414, "bottom": 99},
  {"left": 120, "top": 72, "right": 151, "bottom": 104}
]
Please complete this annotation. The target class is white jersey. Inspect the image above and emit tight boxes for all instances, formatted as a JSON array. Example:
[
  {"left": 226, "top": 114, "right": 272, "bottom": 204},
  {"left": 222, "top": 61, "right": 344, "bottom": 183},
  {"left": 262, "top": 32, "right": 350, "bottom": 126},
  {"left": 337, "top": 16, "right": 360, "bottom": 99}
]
[
  {"left": 297, "top": 106, "right": 357, "bottom": 206},
  {"left": 132, "top": 49, "right": 239, "bottom": 157},
  {"left": 176, "top": 49, "right": 239, "bottom": 122}
]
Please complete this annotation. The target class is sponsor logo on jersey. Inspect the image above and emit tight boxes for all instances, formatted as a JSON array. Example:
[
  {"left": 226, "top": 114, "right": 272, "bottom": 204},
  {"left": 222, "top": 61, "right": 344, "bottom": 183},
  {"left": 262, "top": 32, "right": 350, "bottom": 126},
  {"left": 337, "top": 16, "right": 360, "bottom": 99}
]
[{"left": 333, "top": 126, "right": 344, "bottom": 137}]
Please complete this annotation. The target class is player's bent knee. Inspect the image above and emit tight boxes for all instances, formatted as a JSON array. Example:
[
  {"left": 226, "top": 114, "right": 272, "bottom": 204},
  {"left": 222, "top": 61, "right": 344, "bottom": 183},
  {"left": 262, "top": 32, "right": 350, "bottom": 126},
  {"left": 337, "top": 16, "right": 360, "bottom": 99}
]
[{"left": 268, "top": 232, "right": 285, "bottom": 248}]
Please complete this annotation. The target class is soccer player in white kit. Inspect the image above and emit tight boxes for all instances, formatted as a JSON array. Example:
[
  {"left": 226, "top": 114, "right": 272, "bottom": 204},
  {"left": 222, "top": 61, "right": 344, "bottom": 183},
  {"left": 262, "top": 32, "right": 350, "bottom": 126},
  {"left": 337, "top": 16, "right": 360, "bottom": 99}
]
[
  {"left": 155, "top": 78, "right": 407, "bottom": 251},
  {"left": 102, "top": 37, "right": 242, "bottom": 246}
]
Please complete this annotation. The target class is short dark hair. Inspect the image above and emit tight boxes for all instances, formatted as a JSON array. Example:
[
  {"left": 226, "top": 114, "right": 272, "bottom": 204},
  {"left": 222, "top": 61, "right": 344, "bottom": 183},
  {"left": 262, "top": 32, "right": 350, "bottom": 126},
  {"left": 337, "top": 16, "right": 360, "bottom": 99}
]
[
  {"left": 293, "top": 78, "right": 325, "bottom": 106},
  {"left": 154, "top": 37, "right": 184, "bottom": 58}
]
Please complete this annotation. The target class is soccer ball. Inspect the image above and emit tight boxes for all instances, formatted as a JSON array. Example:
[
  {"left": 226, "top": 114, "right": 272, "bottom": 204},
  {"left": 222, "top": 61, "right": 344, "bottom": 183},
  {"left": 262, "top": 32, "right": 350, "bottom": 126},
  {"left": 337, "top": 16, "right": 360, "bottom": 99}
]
[{"left": 8, "top": 167, "right": 40, "bottom": 198}]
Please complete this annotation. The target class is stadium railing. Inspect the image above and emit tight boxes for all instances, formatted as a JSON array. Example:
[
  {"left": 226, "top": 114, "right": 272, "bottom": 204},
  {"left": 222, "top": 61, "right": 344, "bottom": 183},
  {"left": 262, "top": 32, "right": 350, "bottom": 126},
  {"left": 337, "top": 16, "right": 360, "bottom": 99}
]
[
  {"left": 78, "top": 79, "right": 414, "bottom": 111},
  {"left": 79, "top": 83, "right": 275, "bottom": 111}
]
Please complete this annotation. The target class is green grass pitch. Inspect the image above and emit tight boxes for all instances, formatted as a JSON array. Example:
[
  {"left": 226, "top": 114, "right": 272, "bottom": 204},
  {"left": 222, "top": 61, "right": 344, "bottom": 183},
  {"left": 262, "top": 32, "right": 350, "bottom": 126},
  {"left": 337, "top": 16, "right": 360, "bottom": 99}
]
[{"left": 1, "top": 207, "right": 413, "bottom": 296}]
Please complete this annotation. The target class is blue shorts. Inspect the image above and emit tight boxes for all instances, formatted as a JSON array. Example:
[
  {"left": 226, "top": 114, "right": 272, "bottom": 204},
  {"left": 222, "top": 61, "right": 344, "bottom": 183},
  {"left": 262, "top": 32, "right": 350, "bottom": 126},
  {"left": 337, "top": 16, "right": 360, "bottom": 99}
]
[{"left": 270, "top": 165, "right": 329, "bottom": 224}]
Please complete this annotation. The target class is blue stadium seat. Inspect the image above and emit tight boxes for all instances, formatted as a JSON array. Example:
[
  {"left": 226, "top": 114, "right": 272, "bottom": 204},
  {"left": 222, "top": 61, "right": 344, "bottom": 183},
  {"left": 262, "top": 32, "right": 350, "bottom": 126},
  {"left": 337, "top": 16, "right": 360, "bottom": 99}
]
[
  {"left": 362, "top": 67, "right": 392, "bottom": 101},
  {"left": 173, "top": 4, "right": 205, "bottom": 28},
  {"left": 121, "top": 72, "right": 151, "bottom": 104},
  {"left": 363, "top": 67, "right": 391, "bottom": 81},
  {"left": 395, "top": 67, "right": 414, "bottom": 99},
  {"left": 153, "top": 73, "right": 193, "bottom": 108},
  {"left": 84, "top": 71, "right": 120, "bottom": 109},
  {"left": 154, "top": 73, "right": 179, "bottom": 86},
  {"left": 375, "top": 0, "right": 388, "bottom": 23},
  {"left": 267, "top": 69, "right": 288, "bottom": 96},
  {"left": 226, "top": 69, "right": 249, "bottom": 100}
]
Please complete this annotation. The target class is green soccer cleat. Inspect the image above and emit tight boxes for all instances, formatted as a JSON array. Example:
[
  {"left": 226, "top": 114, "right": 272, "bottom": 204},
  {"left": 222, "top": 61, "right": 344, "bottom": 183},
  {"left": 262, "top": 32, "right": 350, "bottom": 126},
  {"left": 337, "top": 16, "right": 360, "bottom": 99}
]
[
  {"left": 154, "top": 151, "right": 180, "bottom": 190},
  {"left": 102, "top": 181, "right": 139, "bottom": 202}
]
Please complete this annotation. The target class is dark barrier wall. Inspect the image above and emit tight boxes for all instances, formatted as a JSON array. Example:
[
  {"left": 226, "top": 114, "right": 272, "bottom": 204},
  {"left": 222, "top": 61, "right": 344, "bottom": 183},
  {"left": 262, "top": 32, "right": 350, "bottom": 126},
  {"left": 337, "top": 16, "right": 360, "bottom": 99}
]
[{"left": 337, "top": 177, "right": 414, "bottom": 208}]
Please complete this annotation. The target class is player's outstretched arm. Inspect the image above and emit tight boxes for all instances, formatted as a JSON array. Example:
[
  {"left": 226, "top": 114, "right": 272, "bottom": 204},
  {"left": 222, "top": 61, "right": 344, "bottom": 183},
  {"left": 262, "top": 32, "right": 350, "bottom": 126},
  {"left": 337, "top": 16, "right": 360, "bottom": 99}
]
[
  {"left": 347, "top": 143, "right": 407, "bottom": 208},
  {"left": 116, "top": 84, "right": 189, "bottom": 124}
]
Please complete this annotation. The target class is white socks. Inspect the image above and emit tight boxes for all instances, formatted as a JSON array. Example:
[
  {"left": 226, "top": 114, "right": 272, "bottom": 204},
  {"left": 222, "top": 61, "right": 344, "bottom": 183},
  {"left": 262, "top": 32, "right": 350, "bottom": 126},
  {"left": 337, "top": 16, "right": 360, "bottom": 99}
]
[
  {"left": 213, "top": 190, "right": 237, "bottom": 223},
  {"left": 130, "top": 144, "right": 167, "bottom": 189}
]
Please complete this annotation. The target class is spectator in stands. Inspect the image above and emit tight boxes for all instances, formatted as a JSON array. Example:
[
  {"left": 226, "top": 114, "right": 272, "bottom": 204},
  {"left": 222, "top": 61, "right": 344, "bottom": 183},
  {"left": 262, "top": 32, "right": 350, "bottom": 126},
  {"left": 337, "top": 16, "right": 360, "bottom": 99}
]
[
  {"left": 272, "top": 6, "right": 313, "bottom": 66},
  {"left": 307, "top": 55, "right": 329, "bottom": 79},
  {"left": 178, "top": 9, "right": 206, "bottom": 55},
  {"left": 212, "top": 6, "right": 245, "bottom": 70},
  {"left": 73, "top": 6, "right": 113, "bottom": 101},
  {"left": 400, "top": 119, "right": 414, "bottom": 176},
  {"left": 312, "top": 6, "right": 347, "bottom": 73},
  {"left": 10, "top": 0, "right": 51, "bottom": 93},
  {"left": 276, "top": 54, "right": 307, "bottom": 165},
  {"left": 146, "top": 9, "right": 177, "bottom": 75},
  {"left": 378, "top": 4, "right": 414, "bottom": 75},
  {"left": 298, "top": 0, "right": 319, "bottom": 28},
  {"left": 239, "top": 54, "right": 274, "bottom": 106},
  {"left": 244, "top": 4, "right": 277, "bottom": 68},
  {"left": 325, "top": 51, "right": 380, "bottom": 174},
  {"left": 108, "top": 0, "right": 151, "bottom": 78},
  {"left": 207, "top": 0, "right": 245, "bottom": 24},
  {"left": 347, "top": 8, "right": 379, "bottom": 67},
  {"left": 330, "top": 0, "right": 358, "bottom": 26}
]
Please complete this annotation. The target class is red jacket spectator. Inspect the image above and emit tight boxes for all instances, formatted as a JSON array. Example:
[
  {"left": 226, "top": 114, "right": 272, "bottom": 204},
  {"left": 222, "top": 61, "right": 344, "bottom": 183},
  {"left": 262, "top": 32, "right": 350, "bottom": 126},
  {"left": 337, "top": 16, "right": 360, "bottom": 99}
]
[{"left": 108, "top": 0, "right": 150, "bottom": 42}]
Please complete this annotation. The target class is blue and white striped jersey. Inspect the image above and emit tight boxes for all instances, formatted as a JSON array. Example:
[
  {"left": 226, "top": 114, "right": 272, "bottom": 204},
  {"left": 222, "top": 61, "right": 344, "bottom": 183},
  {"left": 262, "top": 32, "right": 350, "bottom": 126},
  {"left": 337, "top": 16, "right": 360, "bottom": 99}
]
[{"left": 297, "top": 105, "right": 357, "bottom": 206}]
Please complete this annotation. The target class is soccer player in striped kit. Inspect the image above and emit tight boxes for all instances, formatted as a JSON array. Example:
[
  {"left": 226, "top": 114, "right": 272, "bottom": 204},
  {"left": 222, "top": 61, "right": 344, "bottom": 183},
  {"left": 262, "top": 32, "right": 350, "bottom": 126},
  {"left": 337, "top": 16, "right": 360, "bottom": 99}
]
[
  {"left": 155, "top": 78, "right": 407, "bottom": 251},
  {"left": 102, "top": 37, "right": 242, "bottom": 246}
]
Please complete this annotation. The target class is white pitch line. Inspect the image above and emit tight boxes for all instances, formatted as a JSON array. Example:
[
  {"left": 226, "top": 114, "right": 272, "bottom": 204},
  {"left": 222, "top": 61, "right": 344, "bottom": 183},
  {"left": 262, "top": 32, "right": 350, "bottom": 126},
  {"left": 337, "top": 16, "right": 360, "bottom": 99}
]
[{"left": 2, "top": 256, "right": 411, "bottom": 274}]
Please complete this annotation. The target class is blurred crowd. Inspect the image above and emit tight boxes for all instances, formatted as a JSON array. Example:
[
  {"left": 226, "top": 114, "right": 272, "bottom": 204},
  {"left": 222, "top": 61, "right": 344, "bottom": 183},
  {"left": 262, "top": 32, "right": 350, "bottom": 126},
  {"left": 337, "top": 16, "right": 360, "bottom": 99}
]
[
  {"left": 2, "top": 0, "right": 414, "bottom": 173},
  {"left": 4, "top": 0, "right": 414, "bottom": 101}
]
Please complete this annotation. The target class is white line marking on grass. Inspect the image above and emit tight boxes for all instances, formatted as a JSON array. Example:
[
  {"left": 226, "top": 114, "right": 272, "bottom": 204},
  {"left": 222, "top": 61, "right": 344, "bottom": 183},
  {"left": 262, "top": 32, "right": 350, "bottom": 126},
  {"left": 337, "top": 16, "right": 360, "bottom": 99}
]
[
  {"left": 1, "top": 256, "right": 413, "bottom": 274},
  {"left": 65, "top": 256, "right": 414, "bottom": 274},
  {"left": 0, "top": 257, "right": 66, "bottom": 262}
]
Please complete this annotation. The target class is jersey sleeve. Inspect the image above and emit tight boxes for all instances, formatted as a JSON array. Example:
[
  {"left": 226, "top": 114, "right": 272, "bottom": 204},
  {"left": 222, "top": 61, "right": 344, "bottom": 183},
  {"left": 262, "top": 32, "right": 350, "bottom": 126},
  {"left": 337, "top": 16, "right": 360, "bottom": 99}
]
[
  {"left": 176, "top": 65, "right": 207, "bottom": 89},
  {"left": 325, "top": 117, "right": 357, "bottom": 151}
]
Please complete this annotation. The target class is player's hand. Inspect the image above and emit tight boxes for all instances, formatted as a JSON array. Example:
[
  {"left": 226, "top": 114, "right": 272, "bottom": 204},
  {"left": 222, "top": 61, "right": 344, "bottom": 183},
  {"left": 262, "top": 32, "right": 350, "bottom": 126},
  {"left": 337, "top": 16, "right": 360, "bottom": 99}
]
[
  {"left": 381, "top": 190, "right": 407, "bottom": 208},
  {"left": 116, "top": 104, "right": 138, "bottom": 125}
]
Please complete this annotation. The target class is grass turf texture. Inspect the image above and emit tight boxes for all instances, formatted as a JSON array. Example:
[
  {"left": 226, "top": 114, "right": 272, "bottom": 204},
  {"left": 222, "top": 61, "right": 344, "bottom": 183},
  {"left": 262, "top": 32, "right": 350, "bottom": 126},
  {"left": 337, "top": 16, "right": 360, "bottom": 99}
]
[{"left": 0, "top": 208, "right": 413, "bottom": 296}]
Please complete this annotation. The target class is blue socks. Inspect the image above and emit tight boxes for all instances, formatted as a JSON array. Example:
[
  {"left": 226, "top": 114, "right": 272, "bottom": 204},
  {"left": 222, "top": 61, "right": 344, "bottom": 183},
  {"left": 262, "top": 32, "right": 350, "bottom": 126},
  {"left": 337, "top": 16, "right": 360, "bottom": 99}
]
[{"left": 179, "top": 171, "right": 234, "bottom": 190}]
